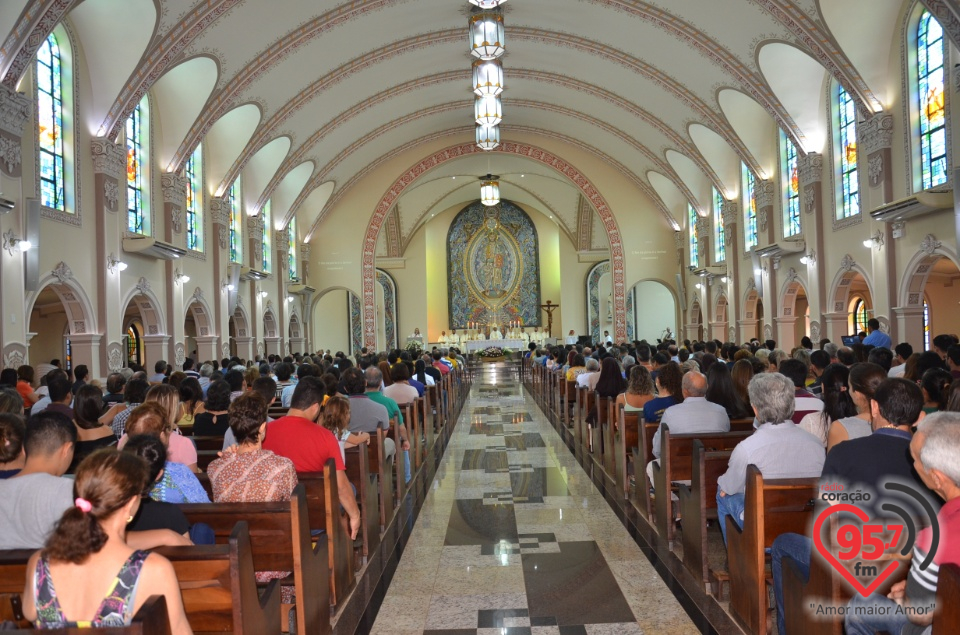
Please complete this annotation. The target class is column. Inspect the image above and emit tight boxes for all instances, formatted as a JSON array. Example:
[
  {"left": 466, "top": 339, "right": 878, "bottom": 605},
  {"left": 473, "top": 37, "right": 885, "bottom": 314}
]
[
  {"left": 737, "top": 319, "right": 758, "bottom": 343},
  {"left": 264, "top": 337, "right": 282, "bottom": 356},
  {"left": 69, "top": 334, "right": 103, "bottom": 378},
  {"left": 722, "top": 200, "right": 740, "bottom": 337},
  {"left": 300, "top": 243, "right": 312, "bottom": 349},
  {"left": 756, "top": 179, "right": 776, "bottom": 246},
  {"left": 274, "top": 227, "right": 290, "bottom": 356},
  {"left": 161, "top": 173, "right": 188, "bottom": 367},
  {"left": 194, "top": 336, "right": 220, "bottom": 364},
  {"left": 234, "top": 336, "right": 255, "bottom": 360},
  {"left": 892, "top": 307, "right": 924, "bottom": 349},
  {"left": 142, "top": 335, "right": 171, "bottom": 370},
  {"left": 775, "top": 317, "right": 798, "bottom": 351},
  {"left": 822, "top": 312, "right": 850, "bottom": 343},
  {"left": 208, "top": 196, "right": 230, "bottom": 358},
  {"left": 0, "top": 84, "right": 31, "bottom": 367},
  {"left": 91, "top": 137, "right": 127, "bottom": 374},
  {"left": 798, "top": 152, "right": 826, "bottom": 320}
]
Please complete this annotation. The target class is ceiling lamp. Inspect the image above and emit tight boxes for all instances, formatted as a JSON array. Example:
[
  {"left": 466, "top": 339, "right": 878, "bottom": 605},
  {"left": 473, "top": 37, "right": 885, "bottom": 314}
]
[
  {"left": 469, "top": 0, "right": 507, "bottom": 7},
  {"left": 476, "top": 125, "right": 500, "bottom": 151},
  {"left": 475, "top": 94, "right": 502, "bottom": 127},
  {"left": 472, "top": 59, "right": 504, "bottom": 97},
  {"left": 480, "top": 174, "right": 500, "bottom": 206},
  {"left": 469, "top": 8, "right": 505, "bottom": 60}
]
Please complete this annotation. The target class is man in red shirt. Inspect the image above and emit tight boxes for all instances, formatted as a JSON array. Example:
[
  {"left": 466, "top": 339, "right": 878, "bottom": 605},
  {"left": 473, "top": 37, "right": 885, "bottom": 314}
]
[
  {"left": 432, "top": 351, "right": 450, "bottom": 375},
  {"left": 262, "top": 376, "right": 360, "bottom": 539}
]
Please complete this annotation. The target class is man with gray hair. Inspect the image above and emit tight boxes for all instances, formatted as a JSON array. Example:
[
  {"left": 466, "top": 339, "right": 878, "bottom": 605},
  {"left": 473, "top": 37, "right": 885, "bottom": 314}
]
[
  {"left": 653, "top": 371, "right": 729, "bottom": 459},
  {"left": 844, "top": 411, "right": 960, "bottom": 635},
  {"left": 363, "top": 366, "right": 410, "bottom": 481},
  {"left": 575, "top": 357, "right": 602, "bottom": 391},
  {"left": 716, "top": 372, "right": 825, "bottom": 543},
  {"left": 823, "top": 341, "right": 839, "bottom": 364}
]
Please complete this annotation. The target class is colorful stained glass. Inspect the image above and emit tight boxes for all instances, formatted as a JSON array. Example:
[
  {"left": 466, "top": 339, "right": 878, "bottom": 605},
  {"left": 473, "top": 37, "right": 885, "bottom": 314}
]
[
  {"left": 37, "top": 34, "right": 64, "bottom": 212},
  {"left": 713, "top": 187, "right": 725, "bottom": 262},
  {"left": 228, "top": 179, "right": 241, "bottom": 264},
  {"left": 126, "top": 325, "right": 140, "bottom": 366},
  {"left": 688, "top": 204, "right": 699, "bottom": 268},
  {"left": 837, "top": 85, "right": 860, "bottom": 219},
  {"left": 261, "top": 200, "right": 271, "bottom": 272},
  {"left": 919, "top": 11, "right": 947, "bottom": 189},
  {"left": 853, "top": 298, "right": 869, "bottom": 333},
  {"left": 288, "top": 217, "right": 298, "bottom": 281},
  {"left": 783, "top": 132, "right": 801, "bottom": 237},
  {"left": 923, "top": 299, "right": 930, "bottom": 350},
  {"left": 185, "top": 144, "right": 202, "bottom": 251},
  {"left": 125, "top": 101, "right": 145, "bottom": 233},
  {"left": 742, "top": 163, "right": 757, "bottom": 250}
]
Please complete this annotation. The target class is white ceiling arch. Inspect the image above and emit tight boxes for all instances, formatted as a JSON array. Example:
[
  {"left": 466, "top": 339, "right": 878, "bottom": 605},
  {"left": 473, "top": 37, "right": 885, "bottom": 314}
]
[
  {"left": 150, "top": 55, "right": 219, "bottom": 169},
  {"left": 758, "top": 41, "right": 830, "bottom": 155}
]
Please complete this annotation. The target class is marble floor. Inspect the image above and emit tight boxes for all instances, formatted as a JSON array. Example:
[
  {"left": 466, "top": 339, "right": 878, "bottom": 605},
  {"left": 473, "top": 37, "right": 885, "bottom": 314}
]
[{"left": 369, "top": 363, "right": 701, "bottom": 635}]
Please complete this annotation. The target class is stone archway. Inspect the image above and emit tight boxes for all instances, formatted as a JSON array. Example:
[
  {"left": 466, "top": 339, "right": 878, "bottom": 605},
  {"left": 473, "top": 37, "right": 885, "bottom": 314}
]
[
  {"left": 228, "top": 304, "right": 251, "bottom": 360},
  {"left": 740, "top": 282, "right": 764, "bottom": 342},
  {"left": 777, "top": 269, "right": 810, "bottom": 350},
  {"left": 825, "top": 254, "right": 875, "bottom": 342},
  {"left": 896, "top": 235, "right": 960, "bottom": 347},
  {"left": 362, "top": 141, "right": 627, "bottom": 348}
]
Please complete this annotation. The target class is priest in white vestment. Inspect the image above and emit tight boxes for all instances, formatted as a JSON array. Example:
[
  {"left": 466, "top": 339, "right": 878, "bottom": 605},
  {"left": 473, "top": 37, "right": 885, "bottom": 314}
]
[
  {"left": 438, "top": 331, "right": 448, "bottom": 344},
  {"left": 449, "top": 330, "right": 460, "bottom": 346},
  {"left": 489, "top": 324, "right": 503, "bottom": 340}
]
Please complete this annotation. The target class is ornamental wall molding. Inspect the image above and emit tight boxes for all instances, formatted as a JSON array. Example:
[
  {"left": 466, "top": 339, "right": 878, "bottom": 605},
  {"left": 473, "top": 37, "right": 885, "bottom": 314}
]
[
  {"left": 721, "top": 200, "right": 739, "bottom": 228},
  {"left": 103, "top": 180, "right": 119, "bottom": 210},
  {"left": 0, "top": 84, "right": 30, "bottom": 136},
  {"left": 51, "top": 261, "right": 73, "bottom": 282},
  {"left": 90, "top": 137, "right": 124, "bottom": 179},
  {"left": 190, "top": 287, "right": 205, "bottom": 304},
  {"left": 859, "top": 113, "right": 895, "bottom": 155},
  {"left": 920, "top": 234, "right": 942, "bottom": 255},
  {"left": 0, "top": 136, "right": 20, "bottom": 173},
  {"left": 170, "top": 208, "right": 182, "bottom": 234},
  {"left": 758, "top": 208, "right": 769, "bottom": 232},
  {"left": 160, "top": 173, "right": 188, "bottom": 205},
  {"left": 868, "top": 154, "right": 884, "bottom": 186},
  {"left": 673, "top": 231, "right": 684, "bottom": 251},
  {"left": 746, "top": 276, "right": 756, "bottom": 290},
  {"left": 803, "top": 186, "right": 816, "bottom": 214},
  {"left": 300, "top": 243, "right": 311, "bottom": 259},
  {"left": 218, "top": 226, "right": 228, "bottom": 250},
  {"left": 246, "top": 214, "right": 263, "bottom": 238},
  {"left": 840, "top": 254, "right": 856, "bottom": 272},
  {"left": 756, "top": 180, "right": 776, "bottom": 209},
  {"left": 696, "top": 216, "right": 710, "bottom": 238},
  {"left": 135, "top": 277, "right": 151, "bottom": 294},
  {"left": 797, "top": 152, "right": 823, "bottom": 184},
  {"left": 274, "top": 228, "right": 290, "bottom": 252},
  {"left": 208, "top": 197, "right": 230, "bottom": 225},
  {"left": 785, "top": 267, "right": 799, "bottom": 283},
  {"left": 809, "top": 321, "right": 821, "bottom": 345}
]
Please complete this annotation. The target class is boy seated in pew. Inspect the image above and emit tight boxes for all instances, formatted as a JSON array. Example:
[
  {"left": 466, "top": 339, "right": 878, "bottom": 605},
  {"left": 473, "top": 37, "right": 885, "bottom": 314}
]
[
  {"left": 20, "top": 448, "right": 192, "bottom": 633},
  {"left": 717, "top": 373, "right": 826, "bottom": 544},
  {"left": 844, "top": 411, "right": 960, "bottom": 635},
  {"left": 771, "top": 378, "right": 934, "bottom": 635},
  {"left": 0, "top": 412, "right": 191, "bottom": 551}
]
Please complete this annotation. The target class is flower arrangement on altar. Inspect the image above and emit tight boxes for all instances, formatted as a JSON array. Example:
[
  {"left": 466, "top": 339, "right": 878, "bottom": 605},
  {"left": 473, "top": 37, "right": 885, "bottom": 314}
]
[
  {"left": 405, "top": 340, "right": 422, "bottom": 355},
  {"left": 479, "top": 346, "right": 504, "bottom": 358}
]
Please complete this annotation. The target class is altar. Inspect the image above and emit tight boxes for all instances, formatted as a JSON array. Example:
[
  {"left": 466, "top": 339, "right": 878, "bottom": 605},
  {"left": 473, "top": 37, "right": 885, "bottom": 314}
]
[{"left": 464, "top": 339, "right": 526, "bottom": 353}]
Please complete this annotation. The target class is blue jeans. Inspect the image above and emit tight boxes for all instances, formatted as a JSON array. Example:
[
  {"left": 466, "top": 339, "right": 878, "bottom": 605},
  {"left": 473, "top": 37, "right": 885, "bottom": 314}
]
[
  {"left": 771, "top": 533, "right": 811, "bottom": 635},
  {"left": 716, "top": 492, "right": 745, "bottom": 544},
  {"left": 844, "top": 593, "right": 912, "bottom": 635},
  {"left": 189, "top": 522, "right": 215, "bottom": 545},
  {"left": 403, "top": 449, "right": 411, "bottom": 483}
]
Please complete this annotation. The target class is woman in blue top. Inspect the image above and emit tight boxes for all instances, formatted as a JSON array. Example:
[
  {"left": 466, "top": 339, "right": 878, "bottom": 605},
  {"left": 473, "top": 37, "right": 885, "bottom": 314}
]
[{"left": 643, "top": 361, "right": 683, "bottom": 423}]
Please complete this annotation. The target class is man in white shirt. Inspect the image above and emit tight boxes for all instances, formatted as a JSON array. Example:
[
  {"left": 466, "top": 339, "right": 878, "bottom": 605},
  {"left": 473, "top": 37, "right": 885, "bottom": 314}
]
[
  {"left": 490, "top": 324, "right": 503, "bottom": 340},
  {"left": 565, "top": 330, "right": 578, "bottom": 345},
  {"left": 888, "top": 342, "right": 912, "bottom": 377},
  {"left": 651, "top": 371, "right": 730, "bottom": 459},
  {"left": 604, "top": 330, "right": 613, "bottom": 345},
  {"left": 576, "top": 358, "right": 601, "bottom": 391}
]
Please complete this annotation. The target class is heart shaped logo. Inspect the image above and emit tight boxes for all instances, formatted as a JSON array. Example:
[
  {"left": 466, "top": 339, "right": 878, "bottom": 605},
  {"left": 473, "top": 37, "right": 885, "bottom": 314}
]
[{"left": 813, "top": 504, "right": 901, "bottom": 597}]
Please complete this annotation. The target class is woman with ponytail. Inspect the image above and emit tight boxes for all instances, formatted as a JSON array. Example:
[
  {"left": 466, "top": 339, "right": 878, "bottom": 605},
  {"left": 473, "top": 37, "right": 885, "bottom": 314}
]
[{"left": 21, "top": 448, "right": 192, "bottom": 633}]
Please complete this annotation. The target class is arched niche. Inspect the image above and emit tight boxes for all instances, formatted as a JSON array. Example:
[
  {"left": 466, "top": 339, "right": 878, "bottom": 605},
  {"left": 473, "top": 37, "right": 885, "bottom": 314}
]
[
  {"left": 310, "top": 287, "right": 362, "bottom": 356},
  {"left": 629, "top": 279, "right": 678, "bottom": 343},
  {"left": 376, "top": 269, "right": 399, "bottom": 352},
  {"left": 827, "top": 256, "right": 875, "bottom": 339},
  {"left": 228, "top": 304, "right": 250, "bottom": 359},
  {"left": 741, "top": 283, "right": 765, "bottom": 342},
  {"left": 24, "top": 273, "right": 96, "bottom": 372},
  {"left": 288, "top": 310, "right": 304, "bottom": 355},
  {"left": 686, "top": 294, "right": 704, "bottom": 342},
  {"left": 778, "top": 270, "right": 811, "bottom": 350},
  {"left": 121, "top": 279, "right": 167, "bottom": 370},
  {"left": 587, "top": 261, "right": 612, "bottom": 343},
  {"left": 712, "top": 291, "right": 729, "bottom": 342}
]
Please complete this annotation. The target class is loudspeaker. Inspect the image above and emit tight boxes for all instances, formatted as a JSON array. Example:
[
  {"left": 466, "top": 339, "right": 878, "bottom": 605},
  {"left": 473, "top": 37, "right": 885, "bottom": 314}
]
[{"left": 675, "top": 273, "right": 687, "bottom": 311}]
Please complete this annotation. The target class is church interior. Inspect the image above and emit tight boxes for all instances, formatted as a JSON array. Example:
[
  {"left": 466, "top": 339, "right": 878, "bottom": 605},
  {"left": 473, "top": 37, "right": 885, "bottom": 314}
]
[{"left": 1, "top": 0, "right": 960, "bottom": 633}]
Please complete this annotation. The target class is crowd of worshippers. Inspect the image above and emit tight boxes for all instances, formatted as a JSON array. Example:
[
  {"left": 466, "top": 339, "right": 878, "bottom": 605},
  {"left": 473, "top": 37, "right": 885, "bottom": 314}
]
[
  {"left": 0, "top": 346, "right": 464, "bottom": 631},
  {"left": 532, "top": 324, "right": 960, "bottom": 635}
]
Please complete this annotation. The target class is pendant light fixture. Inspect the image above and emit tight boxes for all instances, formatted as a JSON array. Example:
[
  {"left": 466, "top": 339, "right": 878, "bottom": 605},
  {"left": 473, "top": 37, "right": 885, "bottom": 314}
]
[
  {"left": 480, "top": 174, "right": 501, "bottom": 206},
  {"left": 469, "top": 8, "right": 505, "bottom": 60},
  {"left": 476, "top": 125, "right": 500, "bottom": 150},
  {"left": 472, "top": 59, "right": 504, "bottom": 96},
  {"left": 469, "top": 0, "right": 507, "bottom": 7},
  {"left": 475, "top": 94, "right": 502, "bottom": 127}
]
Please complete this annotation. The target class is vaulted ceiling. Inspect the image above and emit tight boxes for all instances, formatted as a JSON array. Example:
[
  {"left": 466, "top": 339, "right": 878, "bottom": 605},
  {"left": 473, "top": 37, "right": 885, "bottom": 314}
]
[{"left": 2, "top": 0, "right": 944, "bottom": 251}]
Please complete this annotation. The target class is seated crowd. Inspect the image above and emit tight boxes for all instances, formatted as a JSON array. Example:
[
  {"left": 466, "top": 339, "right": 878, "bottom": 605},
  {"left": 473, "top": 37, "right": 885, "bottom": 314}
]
[
  {"left": 530, "top": 322, "right": 960, "bottom": 634},
  {"left": 0, "top": 346, "right": 463, "bottom": 631}
]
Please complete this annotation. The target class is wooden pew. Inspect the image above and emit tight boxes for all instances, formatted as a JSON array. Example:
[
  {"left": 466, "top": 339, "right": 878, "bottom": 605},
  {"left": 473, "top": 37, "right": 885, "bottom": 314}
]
[
  {"left": 576, "top": 387, "right": 594, "bottom": 455},
  {"left": 398, "top": 402, "right": 421, "bottom": 471},
  {"left": 178, "top": 485, "right": 330, "bottom": 635},
  {"left": 726, "top": 465, "right": 818, "bottom": 635},
  {"left": 190, "top": 435, "right": 223, "bottom": 472},
  {"left": 384, "top": 415, "right": 406, "bottom": 506},
  {"left": 6, "top": 596, "right": 173, "bottom": 635},
  {"left": 368, "top": 428, "right": 395, "bottom": 528},
  {"left": 297, "top": 459, "right": 356, "bottom": 606},
  {"left": 343, "top": 442, "right": 381, "bottom": 561},
  {"left": 427, "top": 385, "right": 442, "bottom": 438},
  {"left": 676, "top": 440, "right": 732, "bottom": 593},
  {"left": 936, "top": 564, "right": 960, "bottom": 635},
  {"left": 651, "top": 426, "right": 752, "bottom": 543},
  {"left": 633, "top": 413, "right": 659, "bottom": 519},
  {"left": 552, "top": 371, "right": 563, "bottom": 428},
  {"left": 730, "top": 417, "right": 755, "bottom": 433},
  {"left": 417, "top": 395, "right": 434, "bottom": 457},
  {"left": 614, "top": 404, "right": 638, "bottom": 496},
  {"left": 595, "top": 394, "right": 615, "bottom": 477},
  {"left": 563, "top": 379, "right": 577, "bottom": 430}
]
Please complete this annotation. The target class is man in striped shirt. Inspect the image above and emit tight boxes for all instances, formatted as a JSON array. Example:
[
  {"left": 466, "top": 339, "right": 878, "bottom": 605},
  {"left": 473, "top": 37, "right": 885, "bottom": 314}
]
[{"left": 844, "top": 412, "right": 960, "bottom": 635}]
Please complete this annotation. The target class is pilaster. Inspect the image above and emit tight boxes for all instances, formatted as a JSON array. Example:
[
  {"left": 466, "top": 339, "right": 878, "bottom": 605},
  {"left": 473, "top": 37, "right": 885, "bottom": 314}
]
[
  {"left": 91, "top": 137, "right": 126, "bottom": 373},
  {"left": 892, "top": 306, "right": 925, "bottom": 349},
  {"left": 822, "top": 312, "right": 851, "bottom": 342},
  {"left": 69, "top": 334, "right": 103, "bottom": 379},
  {"left": 722, "top": 200, "right": 740, "bottom": 332},
  {"left": 0, "top": 85, "right": 30, "bottom": 357},
  {"left": 208, "top": 196, "right": 230, "bottom": 348},
  {"left": 756, "top": 180, "right": 776, "bottom": 246}
]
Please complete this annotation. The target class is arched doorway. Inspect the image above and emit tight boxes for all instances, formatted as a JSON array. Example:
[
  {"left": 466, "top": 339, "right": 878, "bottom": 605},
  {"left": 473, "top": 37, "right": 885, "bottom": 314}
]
[
  {"left": 742, "top": 285, "right": 764, "bottom": 342},
  {"left": 827, "top": 258, "right": 875, "bottom": 342},
  {"left": 263, "top": 306, "right": 280, "bottom": 358},
  {"left": 121, "top": 280, "right": 166, "bottom": 371},
  {"left": 898, "top": 237, "right": 960, "bottom": 350},
  {"left": 184, "top": 292, "right": 215, "bottom": 364},
  {"left": 686, "top": 295, "right": 704, "bottom": 342},
  {"left": 629, "top": 279, "right": 678, "bottom": 343},
  {"left": 712, "top": 291, "right": 729, "bottom": 342},
  {"left": 22, "top": 265, "right": 98, "bottom": 373},
  {"left": 288, "top": 312, "right": 304, "bottom": 355},
  {"left": 375, "top": 269, "right": 398, "bottom": 352},
  {"left": 778, "top": 271, "right": 810, "bottom": 350},
  {"left": 227, "top": 305, "right": 250, "bottom": 360}
]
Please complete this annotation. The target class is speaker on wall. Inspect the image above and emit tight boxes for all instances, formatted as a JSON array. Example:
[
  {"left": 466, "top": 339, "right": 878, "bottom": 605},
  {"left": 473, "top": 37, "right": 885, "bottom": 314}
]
[
  {"left": 25, "top": 198, "right": 40, "bottom": 292},
  {"left": 675, "top": 273, "right": 687, "bottom": 312}
]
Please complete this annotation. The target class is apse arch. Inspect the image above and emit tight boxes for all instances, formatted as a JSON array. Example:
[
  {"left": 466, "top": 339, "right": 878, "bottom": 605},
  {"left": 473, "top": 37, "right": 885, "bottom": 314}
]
[{"left": 360, "top": 140, "right": 627, "bottom": 348}]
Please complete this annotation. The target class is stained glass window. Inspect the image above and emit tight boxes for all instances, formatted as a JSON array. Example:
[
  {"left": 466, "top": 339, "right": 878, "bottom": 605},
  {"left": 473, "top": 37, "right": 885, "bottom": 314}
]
[
  {"left": 37, "top": 34, "right": 64, "bottom": 212},
  {"left": 228, "top": 179, "right": 241, "bottom": 263},
  {"left": 125, "top": 101, "right": 145, "bottom": 233},
  {"left": 918, "top": 11, "right": 947, "bottom": 189},
  {"left": 837, "top": 85, "right": 860, "bottom": 219},
  {"left": 852, "top": 298, "right": 869, "bottom": 333},
  {"left": 126, "top": 325, "right": 140, "bottom": 366},
  {"left": 923, "top": 299, "right": 930, "bottom": 350},
  {"left": 688, "top": 204, "right": 699, "bottom": 268},
  {"left": 713, "top": 187, "right": 725, "bottom": 263},
  {"left": 185, "top": 144, "right": 202, "bottom": 251},
  {"left": 288, "top": 217, "right": 298, "bottom": 281},
  {"left": 782, "top": 131, "right": 801, "bottom": 237},
  {"left": 742, "top": 162, "right": 757, "bottom": 250},
  {"left": 261, "top": 200, "right": 271, "bottom": 273}
]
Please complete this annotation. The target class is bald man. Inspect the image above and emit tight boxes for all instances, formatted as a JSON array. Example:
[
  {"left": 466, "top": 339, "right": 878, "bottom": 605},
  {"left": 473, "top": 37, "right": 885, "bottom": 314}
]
[{"left": 651, "top": 371, "right": 730, "bottom": 459}]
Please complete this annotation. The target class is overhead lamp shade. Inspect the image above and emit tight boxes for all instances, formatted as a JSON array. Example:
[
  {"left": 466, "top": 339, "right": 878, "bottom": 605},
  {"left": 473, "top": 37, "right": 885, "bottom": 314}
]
[
  {"left": 480, "top": 176, "right": 500, "bottom": 206},
  {"left": 469, "top": 0, "right": 507, "bottom": 7},
  {"left": 469, "top": 9, "right": 505, "bottom": 60},
  {"left": 472, "top": 59, "right": 504, "bottom": 97},
  {"left": 476, "top": 125, "right": 500, "bottom": 151},
  {"left": 475, "top": 94, "right": 502, "bottom": 127}
]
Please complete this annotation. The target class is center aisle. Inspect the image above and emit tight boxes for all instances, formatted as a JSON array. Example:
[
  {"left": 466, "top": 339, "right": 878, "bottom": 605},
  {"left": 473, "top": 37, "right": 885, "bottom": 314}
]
[{"left": 370, "top": 362, "right": 700, "bottom": 634}]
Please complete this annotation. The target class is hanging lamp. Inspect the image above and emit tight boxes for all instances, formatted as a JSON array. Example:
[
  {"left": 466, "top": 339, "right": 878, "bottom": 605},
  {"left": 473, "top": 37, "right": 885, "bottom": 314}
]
[{"left": 480, "top": 174, "right": 500, "bottom": 206}]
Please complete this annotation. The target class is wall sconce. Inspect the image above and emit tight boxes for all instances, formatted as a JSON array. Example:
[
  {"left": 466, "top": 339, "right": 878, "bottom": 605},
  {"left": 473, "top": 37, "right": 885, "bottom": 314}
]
[
  {"left": 694, "top": 283, "right": 703, "bottom": 290},
  {"left": 799, "top": 251, "right": 817, "bottom": 265},
  {"left": 286, "top": 296, "right": 294, "bottom": 303},
  {"left": 2, "top": 229, "right": 31, "bottom": 256},
  {"left": 106, "top": 253, "right": 128, "bottom": 274},
  {"left": 222, "top": 280, "right": 235, "bottom": 292},
  {"left": 754, "top": 267, "right": 763, "bottom": 276},
  {"left": 863, "top": 230, "right": 884, "bottom": 250},
  {"left": 174, "top": 269, "right": 190, "bottom": 285},
  {"left": 259, "top": 291, "right": 268, "bottom": 299},
  {"left": 720, "top": 276, "right": 728, "bottom": 283}
]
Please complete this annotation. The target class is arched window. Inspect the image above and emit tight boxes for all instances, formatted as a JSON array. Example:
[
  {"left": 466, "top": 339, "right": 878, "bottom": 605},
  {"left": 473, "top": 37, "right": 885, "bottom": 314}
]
[
  {"left": 228, "top": 178, "right": 241, "bottom": 264},
  {"left": 918, "top": 10, "right": 947, "bottom": 189},
  {"left": 288, "top": 217, "right": 298, "bottom": 281},
  {"left": 688, "top": 204, "right": 699, "bottom": 268},
  {"left": 126, "top": 325, "right": 141, "bottom": 366},
  {"left": 923, "top": 298, "right": 930, "bottom": 350},
  {"left": 781, "top": 130, "right": 800, "bottom": 237},
  {"left": 713, "top": 187, "right": 725, "bottom": 263},
  {"left": 852, "top": 297, "right": 869, "bottom": 333},
  {"left": 261, "top": 200, "right": 272, "bottom": 273},
  {"left": 125, "top": 98, "right": 149, "bottom": 234},
  {"left": 37, "top": 34, "right": 65, "bottom": 212},
  {"left": 184, "top": 144, "right": 202, "bottom": 252},
  {"left": 837, "top": 85, "right": 859, "bottom": 219},
  {"left": 742, "top": 162, "right": 757, "bottom": 250}
]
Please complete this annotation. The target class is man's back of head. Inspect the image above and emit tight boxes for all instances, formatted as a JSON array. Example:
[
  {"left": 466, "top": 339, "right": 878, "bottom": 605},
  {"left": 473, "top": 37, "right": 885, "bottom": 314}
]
[
  {"left": 837, "top": 347, "right": 856, "bottom": 366},
  {"left": 341, "top": 367, "right": 366, "bottom": 396},
  {"left": 681, "top": 371, "right": 708, "bottom": 398},
  {"left": 48, "top": 376, "right": 72, "bottom": 404},
  {"left": 873, "top": 378, "right": 924, "bottom": 429},
  {"left": 810, "top": 349, "right": 830, "bottom": 372},
  {"left": 364, "top": 367, "right": 383, "bottom": 391},
  {"left": 778, "top": 358, "right": 809, "bottom": 389},
  {"left": 867, "top": 347, "right": 894, "bottom": 372},
  {"left": 24, "top": 411, "right": 77, "bottom": 474},
  {"left": 289, "top": 376, "right": 326, "bottom": 412}
]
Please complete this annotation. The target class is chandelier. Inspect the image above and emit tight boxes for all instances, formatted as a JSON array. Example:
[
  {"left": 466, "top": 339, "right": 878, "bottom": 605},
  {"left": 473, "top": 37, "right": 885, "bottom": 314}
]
[
  {"left": 475, "top": 94, "right": 502, "bottom": 127},
  {"left": 472, "top": 59, "right": 504, "bottom": 96},
  {"left": 476, "top": 125, "right": 500, "bottom": 150},
  {"left": 480, "top": 174, "right": 500, "bottom": 206},
  {"left": 469, "top": 8, "right": 505, "bottom": 60},
  {"left": 469, "top": 0, "right": 507, "bottom": 7}
]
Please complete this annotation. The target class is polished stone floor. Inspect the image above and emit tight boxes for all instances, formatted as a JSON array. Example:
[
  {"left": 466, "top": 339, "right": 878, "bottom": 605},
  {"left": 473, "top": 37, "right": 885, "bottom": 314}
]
[{"left": 370, "top": 363, "right": 701, "bottom": 635}]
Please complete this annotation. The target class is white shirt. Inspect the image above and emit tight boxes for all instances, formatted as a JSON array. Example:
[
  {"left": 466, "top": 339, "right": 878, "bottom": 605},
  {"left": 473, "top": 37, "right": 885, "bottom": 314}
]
[
  {"left": 717, "top": 421, "right": 826, "bottom": 496},
  {"left": 888, "top": 363, "right": 906, "bottom": 378},
  {"left": 652, "top": 397, "right": 730, "bottom": 458},
  {"left": 576, "top": 371, "right": 600, "bottom": 390},
  {"left": 490, "top": 329, "right": 502, "bottom": 339},
  {"left": 438, "top": 335, "right": 448, "bottom": 343},
  {"left": 565, "top": 336, "right": 578, "bottom": 345}
]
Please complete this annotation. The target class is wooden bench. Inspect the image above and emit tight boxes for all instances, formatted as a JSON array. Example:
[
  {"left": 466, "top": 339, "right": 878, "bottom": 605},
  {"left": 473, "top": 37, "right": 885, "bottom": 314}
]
[
  {"left": 726, "top": 465, "right": 818, "bottom": 635},
  {"left": 297, "top": 460, "right": 356, "bottom": 606},
  {"left": 5, "top": 596, "right": 172, "bottom": 634},
  {"left": 936, "top": 563, "right": 960, "bottom": 634},
  {"left": 563, "top": 379, "right": 577, "bottom": 430},
  {"left": 676, "top": 440, "right": 732, "bottom": 593},
  {"left": 614, "top": 405, "right": 639, "bottom": 496},
  {"left": 367, "top": 427, "right": 395, "bottom": 528},
  {"left": 398, "top": 402, "right": 422, "bottom": 472},
  {"left": 178, "top": 485, "right": 330, "bottom": 635},
  {"left": 651, "top": 426, "right": 752, "bottom": 543},
  {"left": 730, "top": 417, "right": 756, "bottom": 433},
  {"left": 575, "top": 386, "right": 594, "bottom": 455},
  {"left": 343, "top": 442, "right": 381, "bottom": 562},
  {"left": 594, "top": 394, "right": 615, "bottom": 477}
]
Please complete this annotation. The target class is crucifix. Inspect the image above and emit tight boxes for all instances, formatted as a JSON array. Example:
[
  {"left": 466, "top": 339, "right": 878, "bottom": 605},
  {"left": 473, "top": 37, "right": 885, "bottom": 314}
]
[{"left": 539, "top": 300, "right": 559, "bottom": 338}]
